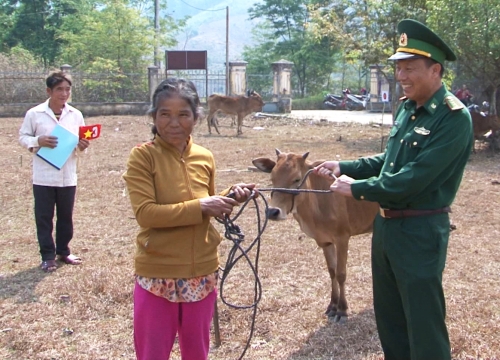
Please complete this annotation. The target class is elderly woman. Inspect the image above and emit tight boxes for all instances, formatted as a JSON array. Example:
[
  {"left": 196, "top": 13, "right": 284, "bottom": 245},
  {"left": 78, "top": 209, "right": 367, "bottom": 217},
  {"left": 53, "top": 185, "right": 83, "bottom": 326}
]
[{"left": 123, "top": 77, "right": 256, "bottom": 360}]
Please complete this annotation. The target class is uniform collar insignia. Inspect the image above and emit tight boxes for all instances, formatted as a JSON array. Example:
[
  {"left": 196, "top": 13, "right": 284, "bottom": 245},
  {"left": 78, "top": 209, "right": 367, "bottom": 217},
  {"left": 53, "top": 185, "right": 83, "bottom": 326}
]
[{"left": 425, "top": 98, "right": 440, "bottom": 114}]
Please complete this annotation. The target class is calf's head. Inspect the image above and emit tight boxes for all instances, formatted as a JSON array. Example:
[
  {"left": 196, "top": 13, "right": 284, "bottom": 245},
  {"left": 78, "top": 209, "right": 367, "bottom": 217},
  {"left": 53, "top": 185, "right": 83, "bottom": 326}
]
[
  {"left": 248, "top": 91, "right": 264, "bottom": 112},
  {"left": 252, "top": 149, "right": 309, "bottom": 220}
]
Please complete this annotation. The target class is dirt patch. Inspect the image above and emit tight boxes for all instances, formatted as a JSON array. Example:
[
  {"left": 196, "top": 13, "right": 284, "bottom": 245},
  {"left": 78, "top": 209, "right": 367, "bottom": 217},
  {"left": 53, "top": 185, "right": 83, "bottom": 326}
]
[{"left": 0, "top": 115, "right": 499, "bottom": 359}]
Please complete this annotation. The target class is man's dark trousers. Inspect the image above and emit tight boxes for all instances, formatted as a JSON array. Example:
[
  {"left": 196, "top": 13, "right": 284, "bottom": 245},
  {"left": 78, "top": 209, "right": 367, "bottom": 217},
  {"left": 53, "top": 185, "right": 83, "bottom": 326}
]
[
  {"left": 371, "top": 213, "right": 451, "bottom": 360},
  {"left": 33, "top": 185, "right": 76, "bottom": 261}
]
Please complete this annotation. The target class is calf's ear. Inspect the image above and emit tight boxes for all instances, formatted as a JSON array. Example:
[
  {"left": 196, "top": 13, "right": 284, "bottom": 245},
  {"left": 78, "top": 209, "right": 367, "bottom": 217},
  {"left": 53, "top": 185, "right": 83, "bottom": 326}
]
[{"left": 252, "top": 158, "right": 275, "bottom": 173}]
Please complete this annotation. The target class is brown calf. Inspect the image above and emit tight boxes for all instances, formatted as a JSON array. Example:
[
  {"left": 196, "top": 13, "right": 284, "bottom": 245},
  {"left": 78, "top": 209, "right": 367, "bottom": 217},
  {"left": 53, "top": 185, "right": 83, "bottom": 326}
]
[
  {"left": 470, "top": 111, "right": 500, "bottom": 152},
  {"left": 207, "top": 91, "right": 264, "bottom": 136},
  {"left": 252, "top": 150, "right": 379, "bottom": 322}
]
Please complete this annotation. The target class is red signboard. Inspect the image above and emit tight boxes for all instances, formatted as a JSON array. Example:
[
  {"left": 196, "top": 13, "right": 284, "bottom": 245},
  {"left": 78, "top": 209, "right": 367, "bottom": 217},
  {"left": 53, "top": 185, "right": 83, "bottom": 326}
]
[{"left": 166, "top": 51, "right": 207, "bottom": 70}]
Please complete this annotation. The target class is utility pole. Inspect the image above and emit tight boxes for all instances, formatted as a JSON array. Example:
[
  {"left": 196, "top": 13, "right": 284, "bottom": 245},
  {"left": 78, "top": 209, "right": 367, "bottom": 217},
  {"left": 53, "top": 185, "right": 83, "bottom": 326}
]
[
  {"left": 154, "top": 0, "right": 160, "bottom": 67},
  {"left": 225, "top": 6, "right": 229, "bottom": 95}
]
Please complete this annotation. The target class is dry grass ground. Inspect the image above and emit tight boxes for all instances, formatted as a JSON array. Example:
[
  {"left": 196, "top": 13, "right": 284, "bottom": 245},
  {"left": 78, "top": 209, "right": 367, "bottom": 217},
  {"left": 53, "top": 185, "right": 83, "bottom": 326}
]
[{"left": 1, "top": 114, "right": 499, "bottom": 360}]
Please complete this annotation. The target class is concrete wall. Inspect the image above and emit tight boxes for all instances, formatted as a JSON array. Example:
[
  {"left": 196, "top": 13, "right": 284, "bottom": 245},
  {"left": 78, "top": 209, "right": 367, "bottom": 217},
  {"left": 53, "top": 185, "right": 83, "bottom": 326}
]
[{"left": 1, "top": 102, "right": 150, "bottom": 118}]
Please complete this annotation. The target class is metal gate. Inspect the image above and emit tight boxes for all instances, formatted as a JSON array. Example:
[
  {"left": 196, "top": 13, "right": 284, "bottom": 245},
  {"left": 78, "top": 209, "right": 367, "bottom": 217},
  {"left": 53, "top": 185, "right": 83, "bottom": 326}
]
[
  {"left": 247, "top": 73, "right": 273, "bottom": 101},
  {"left": 165, "top": 69, "right": 226, "bottom": 102}
]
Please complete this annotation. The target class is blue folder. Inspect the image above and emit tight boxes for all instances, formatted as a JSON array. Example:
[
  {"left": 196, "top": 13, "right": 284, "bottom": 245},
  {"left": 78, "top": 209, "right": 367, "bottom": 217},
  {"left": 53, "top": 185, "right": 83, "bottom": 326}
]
[{"left": 36, "top": 124, "right": 79, "bottom": 170}]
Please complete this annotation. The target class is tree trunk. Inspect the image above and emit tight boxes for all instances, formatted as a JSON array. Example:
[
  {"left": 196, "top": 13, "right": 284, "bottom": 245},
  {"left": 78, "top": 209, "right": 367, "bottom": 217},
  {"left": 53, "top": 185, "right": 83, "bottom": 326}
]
[{"left": 490, "top": 86, "right": 498, "bottom": 116}]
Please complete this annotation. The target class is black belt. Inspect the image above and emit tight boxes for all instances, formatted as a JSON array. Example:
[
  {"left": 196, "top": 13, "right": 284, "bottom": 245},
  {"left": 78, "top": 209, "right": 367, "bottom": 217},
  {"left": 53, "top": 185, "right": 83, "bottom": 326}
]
[{"left": 379, "top": 206, "right": 451, "bottom": 219}]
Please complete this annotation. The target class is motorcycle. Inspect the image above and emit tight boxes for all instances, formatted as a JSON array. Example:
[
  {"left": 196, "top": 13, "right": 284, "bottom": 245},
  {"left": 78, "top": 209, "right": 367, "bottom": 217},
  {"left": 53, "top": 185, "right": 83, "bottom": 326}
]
[
  {"left": 323, "top": 94, "right": 346, "bottom": 110},
  {"left": 344, "top": 93, "right": 366, "bottom": 111},
  {"left": 323, "top": 92, "right": 367, "bottom": 111}
]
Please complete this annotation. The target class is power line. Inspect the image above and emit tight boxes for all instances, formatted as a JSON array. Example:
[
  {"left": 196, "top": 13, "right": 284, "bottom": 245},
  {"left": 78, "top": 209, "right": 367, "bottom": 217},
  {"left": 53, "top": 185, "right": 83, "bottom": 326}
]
[
  {"left": 6, "top": 1, "right": 228, "bottom": 17},
  {"left": 176, "top": 0, "right": 227, "bottom": 12}
]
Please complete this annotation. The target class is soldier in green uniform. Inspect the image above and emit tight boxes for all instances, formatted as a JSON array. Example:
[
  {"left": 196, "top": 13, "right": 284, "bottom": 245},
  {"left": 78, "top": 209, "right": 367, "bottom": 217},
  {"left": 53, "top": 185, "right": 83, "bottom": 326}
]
[{"left": 314, "top": 19, "right": 473, "bottom": 359}]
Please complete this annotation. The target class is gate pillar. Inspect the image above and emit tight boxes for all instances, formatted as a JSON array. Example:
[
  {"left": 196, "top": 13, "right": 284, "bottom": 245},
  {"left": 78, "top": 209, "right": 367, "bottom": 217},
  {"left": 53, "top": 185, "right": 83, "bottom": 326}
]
[
  {"left": 368, "top": 64, "right": 393, "bottom": 113},
  {"left": 148, "top": 65, "right": 160, "bottom": 102},
  {"left": 229, "top": 60, "right": 248, "bottom": 96},
  {"left": 60, "top": 64, "right": 73, "bottom": 102},
  {"left": 272, "top": 59, "right": 293, "bottom": 113}
]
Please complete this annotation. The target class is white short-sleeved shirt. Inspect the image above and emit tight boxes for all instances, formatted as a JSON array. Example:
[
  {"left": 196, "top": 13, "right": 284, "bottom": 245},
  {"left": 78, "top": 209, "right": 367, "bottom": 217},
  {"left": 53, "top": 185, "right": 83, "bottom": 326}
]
[{"left": 19, "top": 100, "right": 85, "bottom": 187}]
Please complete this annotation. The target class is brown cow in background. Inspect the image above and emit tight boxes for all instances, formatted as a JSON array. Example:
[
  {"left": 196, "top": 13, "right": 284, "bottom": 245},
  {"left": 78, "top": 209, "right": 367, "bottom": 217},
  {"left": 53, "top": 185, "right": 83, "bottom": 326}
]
[
  {"left": 469, "top": 105, "right": 500, "bottom": 152},
  {"left": 207, "top": 90, "right": 264, "bottom": 136}
]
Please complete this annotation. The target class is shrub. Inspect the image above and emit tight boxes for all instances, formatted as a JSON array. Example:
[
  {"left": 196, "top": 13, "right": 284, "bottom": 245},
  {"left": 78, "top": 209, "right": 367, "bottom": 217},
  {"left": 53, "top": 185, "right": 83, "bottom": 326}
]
[{"left": 291, "top": 94, "right": 324, "bottom": 110}]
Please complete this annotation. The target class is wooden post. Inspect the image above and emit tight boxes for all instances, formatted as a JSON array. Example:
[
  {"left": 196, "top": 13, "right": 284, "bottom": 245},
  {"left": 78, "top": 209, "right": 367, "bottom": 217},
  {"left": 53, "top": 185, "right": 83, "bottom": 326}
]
[{"left": 213, "top": 300, "right": 221, "bottom": 347}]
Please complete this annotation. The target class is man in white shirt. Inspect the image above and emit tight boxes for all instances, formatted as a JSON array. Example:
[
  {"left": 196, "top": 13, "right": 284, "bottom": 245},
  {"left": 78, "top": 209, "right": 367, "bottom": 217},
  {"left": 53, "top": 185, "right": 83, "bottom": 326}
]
[{"left": 19, "top": 71, "right": 90, "bottom": 272}]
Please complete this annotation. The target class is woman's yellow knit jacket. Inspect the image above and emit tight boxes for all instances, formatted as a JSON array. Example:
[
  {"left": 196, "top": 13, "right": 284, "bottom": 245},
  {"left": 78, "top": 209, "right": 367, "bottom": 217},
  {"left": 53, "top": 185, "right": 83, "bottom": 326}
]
[{"left": 123, "top": 135, "right": 229, "bottom": 279}]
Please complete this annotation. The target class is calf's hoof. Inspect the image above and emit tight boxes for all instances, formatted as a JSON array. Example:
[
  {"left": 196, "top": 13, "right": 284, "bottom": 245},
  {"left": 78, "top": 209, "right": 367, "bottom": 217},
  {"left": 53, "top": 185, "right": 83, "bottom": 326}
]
[
  {"left": 328, "top": 313, "right": 348, "bottom": 324},
  {"left": 325, "top": 305, "right": 337, "bottom": 318}
]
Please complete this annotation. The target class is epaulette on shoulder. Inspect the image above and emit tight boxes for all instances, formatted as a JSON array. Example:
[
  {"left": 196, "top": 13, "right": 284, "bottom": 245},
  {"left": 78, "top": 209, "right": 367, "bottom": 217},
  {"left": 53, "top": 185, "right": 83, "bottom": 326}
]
[
  {"left": 399, "top": 96, "right": 408, "bottom": 101},
  {"left": 444, "top": 95, "right": 464, "bottom": 111}
]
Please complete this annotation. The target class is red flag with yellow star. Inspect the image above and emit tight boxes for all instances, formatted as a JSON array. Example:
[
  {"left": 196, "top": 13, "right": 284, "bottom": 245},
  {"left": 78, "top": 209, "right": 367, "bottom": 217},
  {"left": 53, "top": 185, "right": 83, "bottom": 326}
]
[{"left": 79, "top": 124, "right": 101, "bottom": 140}]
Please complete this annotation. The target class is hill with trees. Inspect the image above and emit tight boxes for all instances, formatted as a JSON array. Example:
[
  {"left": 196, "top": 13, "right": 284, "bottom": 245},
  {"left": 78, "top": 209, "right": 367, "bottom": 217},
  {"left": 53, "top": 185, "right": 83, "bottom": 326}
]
[
  {"left": 168, "top": 0, "right": 262, "bottom": 69},
  {"left": 0, "top": 0, "right": 498, "bottom": 111}
]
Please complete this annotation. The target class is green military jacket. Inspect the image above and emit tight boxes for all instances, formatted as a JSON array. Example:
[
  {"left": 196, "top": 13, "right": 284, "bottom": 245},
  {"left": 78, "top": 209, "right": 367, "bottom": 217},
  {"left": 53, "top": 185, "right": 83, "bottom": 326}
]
[{"left": 340, "top": 85, "right": 473, "bottom": 210}]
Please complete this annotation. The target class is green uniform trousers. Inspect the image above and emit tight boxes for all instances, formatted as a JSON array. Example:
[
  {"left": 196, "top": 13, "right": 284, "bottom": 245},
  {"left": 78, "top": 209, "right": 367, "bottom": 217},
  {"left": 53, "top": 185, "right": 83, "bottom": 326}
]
[{"left": 372, "top": 213, "right": 451, "bottom": 360}]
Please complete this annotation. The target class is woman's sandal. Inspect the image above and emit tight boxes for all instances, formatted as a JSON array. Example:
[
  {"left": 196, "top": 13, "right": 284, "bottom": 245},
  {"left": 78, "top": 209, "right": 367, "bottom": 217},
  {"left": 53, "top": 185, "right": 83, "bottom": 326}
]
[{"left": 40, "top": 260, "right": 57, "bottom": 272}]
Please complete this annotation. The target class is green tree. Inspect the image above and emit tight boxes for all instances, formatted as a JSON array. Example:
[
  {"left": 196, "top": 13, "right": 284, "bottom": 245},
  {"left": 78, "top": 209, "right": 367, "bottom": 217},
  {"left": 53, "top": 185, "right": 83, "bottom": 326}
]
[
  {"left": 0, "top": 1, "right": 15, "bottom": 52},
  {"left": 248, "top": 0, "right": 338, "bottom": 97},
  {"left": 128, "top": 0, "right": 187, "bottom": 65},
  {"left": 57, "top": 0, "right": 181, "bottom": 73},
  {"left": 81, "top": 57, "right": 130, "bottom": 102},
  {"left": 309, "top": 0, "right": 429, "bottom": 109},
  {"left": 428, "top": 0, "right": 500, "bottom": 114},
  {"left": 57, "top": 0, "right": 153, "bottom": 72},
  {"left": 0, "top": 45, "right": 39, "bottom": 70},
  {"left": 1, "top": 0, "right": 91, "bottom": 66},
  {"left": 242, "top": 23, "right": 277, "bottom": 99}
]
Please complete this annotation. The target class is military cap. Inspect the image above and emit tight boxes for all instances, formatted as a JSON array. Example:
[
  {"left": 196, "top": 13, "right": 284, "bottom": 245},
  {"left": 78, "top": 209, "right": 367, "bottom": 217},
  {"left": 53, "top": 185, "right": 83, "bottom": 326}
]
[{"left": 388, "top": 19, "right": 456, "bottom": 64}]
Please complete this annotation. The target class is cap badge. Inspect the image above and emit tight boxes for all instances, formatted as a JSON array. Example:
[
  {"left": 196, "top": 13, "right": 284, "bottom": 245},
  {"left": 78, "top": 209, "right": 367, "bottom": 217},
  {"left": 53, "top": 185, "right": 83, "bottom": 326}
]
[{"left": 399, "top": 33, "right": 408, "bottom": 47}]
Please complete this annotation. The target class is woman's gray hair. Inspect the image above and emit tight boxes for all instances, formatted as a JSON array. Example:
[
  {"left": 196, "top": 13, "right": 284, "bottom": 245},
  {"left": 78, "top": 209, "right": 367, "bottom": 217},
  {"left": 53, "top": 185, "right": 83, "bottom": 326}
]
[{"left": 148, "top": 77, "right": 201, "bottom": 136}]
